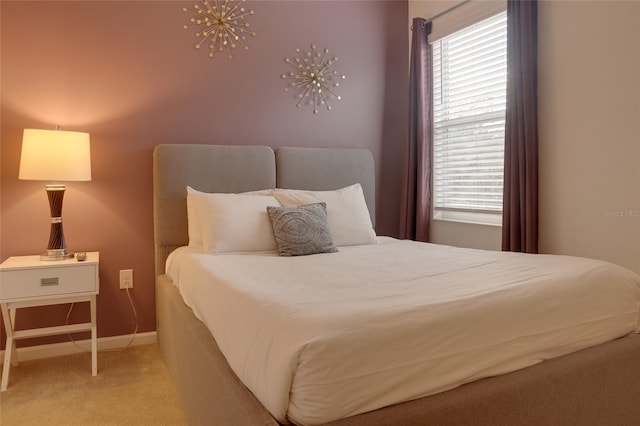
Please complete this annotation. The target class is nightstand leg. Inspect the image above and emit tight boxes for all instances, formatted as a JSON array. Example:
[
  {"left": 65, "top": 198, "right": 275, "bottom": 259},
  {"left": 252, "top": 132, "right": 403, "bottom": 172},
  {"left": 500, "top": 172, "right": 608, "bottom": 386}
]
[
  {"left": 9, "top": 308, "right": 18, "bottom": 366},
  {"left": 1, "top": 336, "right": 12, "bottom": 391},
  {"left": 1, "top": 303, "right": 14, "bottom": 391},
  {"left": 90, "top": 295, "right": 97, "bottom": 376}
]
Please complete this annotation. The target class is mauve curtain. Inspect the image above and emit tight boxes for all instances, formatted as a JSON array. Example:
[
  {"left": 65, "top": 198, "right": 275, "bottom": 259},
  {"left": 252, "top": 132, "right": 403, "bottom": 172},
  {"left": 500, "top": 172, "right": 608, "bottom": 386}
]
[
  {"left": 400, "top": 17, "right": 433, "bottom": 242},
  {"left": 502, "top": 0, "right": 539, "bottom": 253}
]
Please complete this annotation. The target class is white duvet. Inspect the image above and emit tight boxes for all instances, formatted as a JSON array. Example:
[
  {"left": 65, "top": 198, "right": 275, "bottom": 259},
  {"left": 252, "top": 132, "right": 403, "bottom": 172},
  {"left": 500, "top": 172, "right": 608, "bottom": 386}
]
[{"left": 167, "top": 238, "right": 640, "bottom": 425}]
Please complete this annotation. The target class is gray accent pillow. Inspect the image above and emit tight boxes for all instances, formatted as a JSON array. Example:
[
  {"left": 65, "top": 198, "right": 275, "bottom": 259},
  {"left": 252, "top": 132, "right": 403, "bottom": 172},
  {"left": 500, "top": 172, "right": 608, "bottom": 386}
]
[{"left": 266, "top": 202, "right": 338, "bottom": 257}]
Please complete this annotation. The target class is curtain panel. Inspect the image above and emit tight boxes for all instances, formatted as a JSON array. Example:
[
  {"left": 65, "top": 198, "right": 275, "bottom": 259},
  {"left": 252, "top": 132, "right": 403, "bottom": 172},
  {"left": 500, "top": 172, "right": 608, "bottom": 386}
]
[
  {"left": 502, "top": 0, "right": 539, "bottom": 253},
  {"left": 400, "top": 17, "right": 433, "bottom": 242}
]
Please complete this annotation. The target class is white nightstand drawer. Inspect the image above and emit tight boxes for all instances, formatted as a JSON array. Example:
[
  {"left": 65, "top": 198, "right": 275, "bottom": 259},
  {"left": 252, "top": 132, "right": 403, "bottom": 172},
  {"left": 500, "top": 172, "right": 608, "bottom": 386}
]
[{"left": 0, "top": 264, "right": 97, "bottom": 300}]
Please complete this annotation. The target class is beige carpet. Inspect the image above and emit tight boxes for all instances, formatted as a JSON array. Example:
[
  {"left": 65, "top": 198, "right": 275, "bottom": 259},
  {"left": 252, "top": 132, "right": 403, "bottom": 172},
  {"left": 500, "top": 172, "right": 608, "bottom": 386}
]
[{"left": 0, "top": 344, "right": 186, "bottom": 426}]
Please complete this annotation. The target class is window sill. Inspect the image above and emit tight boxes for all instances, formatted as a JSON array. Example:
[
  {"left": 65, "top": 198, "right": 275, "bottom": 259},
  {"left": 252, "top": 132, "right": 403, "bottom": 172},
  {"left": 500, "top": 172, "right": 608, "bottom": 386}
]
[
  {"left": 432, "top": 218, "right": 502, "bottom": 228},
  {"left": 433, "top": 210, "right": 502, "bottom": 227}
]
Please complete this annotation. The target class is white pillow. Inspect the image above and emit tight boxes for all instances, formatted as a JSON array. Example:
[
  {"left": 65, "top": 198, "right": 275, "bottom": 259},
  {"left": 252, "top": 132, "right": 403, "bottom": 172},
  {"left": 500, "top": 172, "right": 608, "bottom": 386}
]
[
  {"left": 186, "top": 186, "right": 204, "bottom": 248},
  {"left": 273, "top": 184, "right": 376, "bottom": 246},
  {"left": 186, "top": 187, "right": 275, "bottom": 249},
  {"left": 195, "top": 192, "right": 280, "bottom": 253}
]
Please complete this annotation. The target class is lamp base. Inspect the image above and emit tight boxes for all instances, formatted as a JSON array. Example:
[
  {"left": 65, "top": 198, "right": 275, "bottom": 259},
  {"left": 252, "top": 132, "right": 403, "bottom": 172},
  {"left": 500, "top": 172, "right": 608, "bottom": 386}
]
[
  {"left": 40, "top": 250, "right": 74, "bottom": 261},
  {"left": 42, "top": 184, "right": 72, "bottom": 261}
]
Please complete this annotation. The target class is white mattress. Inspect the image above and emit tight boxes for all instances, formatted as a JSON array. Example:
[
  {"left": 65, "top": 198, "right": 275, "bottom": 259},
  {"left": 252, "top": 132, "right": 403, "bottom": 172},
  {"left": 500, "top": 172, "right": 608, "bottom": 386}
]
[{"left": 166, "top": 238, "right": 640, "bottom": 425}]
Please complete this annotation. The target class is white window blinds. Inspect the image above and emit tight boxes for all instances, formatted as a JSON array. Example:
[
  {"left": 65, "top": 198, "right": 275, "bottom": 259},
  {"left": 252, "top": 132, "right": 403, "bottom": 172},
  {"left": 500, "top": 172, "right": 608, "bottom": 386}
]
[{"left": 432, "top": 11, "right": 507, "bottom": 221}]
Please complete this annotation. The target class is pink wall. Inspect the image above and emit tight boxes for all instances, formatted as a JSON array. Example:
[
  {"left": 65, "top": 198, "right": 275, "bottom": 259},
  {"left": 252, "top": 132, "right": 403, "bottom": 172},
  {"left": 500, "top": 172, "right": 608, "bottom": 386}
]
[{"left": 0, "top": 1, "right": 409, "bottom": 345}]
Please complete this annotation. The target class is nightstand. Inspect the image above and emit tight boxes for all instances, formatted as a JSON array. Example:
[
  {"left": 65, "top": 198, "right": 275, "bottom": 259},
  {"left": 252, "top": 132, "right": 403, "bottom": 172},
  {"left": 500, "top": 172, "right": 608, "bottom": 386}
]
[{"left": 0, "top": 252, "right": 99, "bottom": 391}]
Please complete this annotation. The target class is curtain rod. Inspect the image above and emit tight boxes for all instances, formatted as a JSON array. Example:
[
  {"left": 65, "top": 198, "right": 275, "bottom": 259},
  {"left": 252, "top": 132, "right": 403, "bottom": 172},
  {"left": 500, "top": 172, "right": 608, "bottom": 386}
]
[{"left": 413, "top": 0, "right": 472, "bottom": 29}]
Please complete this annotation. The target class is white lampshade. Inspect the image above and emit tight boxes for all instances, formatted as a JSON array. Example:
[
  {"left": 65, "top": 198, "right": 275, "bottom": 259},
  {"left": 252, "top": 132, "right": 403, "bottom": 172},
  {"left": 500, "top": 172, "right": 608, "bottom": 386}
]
[{"left": 19, "top": 128, "right": 92, "bottom": 181}]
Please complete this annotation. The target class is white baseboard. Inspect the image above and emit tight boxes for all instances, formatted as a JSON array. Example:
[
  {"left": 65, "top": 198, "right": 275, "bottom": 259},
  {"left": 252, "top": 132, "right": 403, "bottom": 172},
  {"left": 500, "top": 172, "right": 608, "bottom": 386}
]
[{"left": 0, "top": 332, "right": 157, "bottom": 363}]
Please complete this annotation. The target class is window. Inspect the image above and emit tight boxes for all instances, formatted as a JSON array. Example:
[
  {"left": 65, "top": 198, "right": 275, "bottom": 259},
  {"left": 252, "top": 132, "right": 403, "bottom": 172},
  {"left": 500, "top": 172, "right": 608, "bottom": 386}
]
[{"left": 432, "top": 12, "right": 507, "bottom": 225}]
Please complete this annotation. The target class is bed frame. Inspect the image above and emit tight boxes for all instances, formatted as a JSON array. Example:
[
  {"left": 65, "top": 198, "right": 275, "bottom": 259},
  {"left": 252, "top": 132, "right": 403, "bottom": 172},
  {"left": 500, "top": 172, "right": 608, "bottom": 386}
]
[{"left": 153, "top": 144, "right": 640, "bottom": 425}]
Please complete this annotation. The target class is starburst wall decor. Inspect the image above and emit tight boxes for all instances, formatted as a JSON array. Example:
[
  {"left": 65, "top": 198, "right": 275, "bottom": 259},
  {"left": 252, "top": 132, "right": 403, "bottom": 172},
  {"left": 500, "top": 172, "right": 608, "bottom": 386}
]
[
  {"left": 182, "top": 0, "right": 256, "bottom": 59},
  {"left": 281, "top": 45, "right": 346, "bottom": 114}
]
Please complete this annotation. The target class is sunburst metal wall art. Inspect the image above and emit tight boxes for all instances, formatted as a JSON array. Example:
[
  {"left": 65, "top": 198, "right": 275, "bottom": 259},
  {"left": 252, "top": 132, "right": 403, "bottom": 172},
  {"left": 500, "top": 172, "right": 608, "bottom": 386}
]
[
  {"left": 281, "top": 45, "right": 346, "bottom": 114},
  {"left": 182, "top": 0, "right": 256, "bottom": 59}
]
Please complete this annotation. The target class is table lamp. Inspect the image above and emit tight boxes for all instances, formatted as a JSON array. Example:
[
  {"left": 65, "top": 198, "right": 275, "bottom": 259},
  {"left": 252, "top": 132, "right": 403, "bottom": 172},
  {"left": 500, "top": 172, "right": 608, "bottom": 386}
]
[{"left": 18, "top": 128, "right": 92, "bottom": 260}]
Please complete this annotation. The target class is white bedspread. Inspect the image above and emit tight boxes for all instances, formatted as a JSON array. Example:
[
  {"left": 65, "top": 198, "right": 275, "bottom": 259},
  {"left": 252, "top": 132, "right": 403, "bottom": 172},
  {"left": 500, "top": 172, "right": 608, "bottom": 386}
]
[{"left": 166, "top": 238, "right": 640, "bottom": 425}]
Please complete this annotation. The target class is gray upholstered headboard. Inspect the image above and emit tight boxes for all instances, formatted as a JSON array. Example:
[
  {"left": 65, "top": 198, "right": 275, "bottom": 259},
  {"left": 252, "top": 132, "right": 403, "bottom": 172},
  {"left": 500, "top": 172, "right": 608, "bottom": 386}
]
[{"left": 153, "top": 144, "right": 375, "bottom": 276}]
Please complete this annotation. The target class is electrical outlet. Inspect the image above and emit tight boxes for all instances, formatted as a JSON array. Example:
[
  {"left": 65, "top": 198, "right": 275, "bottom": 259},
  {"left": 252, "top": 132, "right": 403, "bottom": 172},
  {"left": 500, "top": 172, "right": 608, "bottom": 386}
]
[{"left": 119, "top": 269, "right": 133, "bottom": 289}]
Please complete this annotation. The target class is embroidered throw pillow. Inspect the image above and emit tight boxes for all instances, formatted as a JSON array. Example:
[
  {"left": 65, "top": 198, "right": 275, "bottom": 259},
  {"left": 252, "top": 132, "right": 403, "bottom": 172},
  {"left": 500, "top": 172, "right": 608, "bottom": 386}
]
[{"left": 267, "top": 202, "right": 338, "bottom": 257}]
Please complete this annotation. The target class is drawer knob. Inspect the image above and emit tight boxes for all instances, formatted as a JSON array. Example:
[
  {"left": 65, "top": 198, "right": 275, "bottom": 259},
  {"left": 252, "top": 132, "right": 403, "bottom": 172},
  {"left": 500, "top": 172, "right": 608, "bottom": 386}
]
[{"left": 41, "top": 277, "right": 59, "bottom": 286}]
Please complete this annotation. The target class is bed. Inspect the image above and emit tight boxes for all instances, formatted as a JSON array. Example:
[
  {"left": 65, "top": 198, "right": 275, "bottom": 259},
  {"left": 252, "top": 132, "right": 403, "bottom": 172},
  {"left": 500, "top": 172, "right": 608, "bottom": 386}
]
[{"left": 153, "top": 144, "right": 640, "bottom": 426}]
